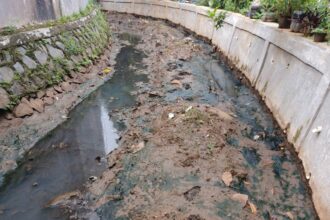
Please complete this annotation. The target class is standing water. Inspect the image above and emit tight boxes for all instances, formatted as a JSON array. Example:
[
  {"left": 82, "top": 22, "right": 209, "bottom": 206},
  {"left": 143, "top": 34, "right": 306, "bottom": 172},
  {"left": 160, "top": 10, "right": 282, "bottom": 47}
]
[
  {"left": 0, "top": 33, "right": 147, "bottom": 220},
  {"left": 0, "top": 13, "right": 318, "bottom": 220}
]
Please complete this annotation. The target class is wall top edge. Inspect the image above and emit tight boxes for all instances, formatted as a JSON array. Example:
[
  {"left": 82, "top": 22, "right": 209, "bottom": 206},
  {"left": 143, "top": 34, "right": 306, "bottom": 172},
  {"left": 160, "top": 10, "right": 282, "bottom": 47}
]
[{"left": 0, "top": 9, "right": 97, "bottom": 50}]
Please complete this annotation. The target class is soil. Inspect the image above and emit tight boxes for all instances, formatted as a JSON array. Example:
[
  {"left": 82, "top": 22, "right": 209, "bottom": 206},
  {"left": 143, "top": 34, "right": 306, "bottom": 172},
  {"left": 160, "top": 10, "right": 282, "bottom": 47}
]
[
  {"left": 0, "top": 12, "right": 319, "bottom": 220},
  {"left": 49, "top": 13, "right": 317, "bottom": 220}
]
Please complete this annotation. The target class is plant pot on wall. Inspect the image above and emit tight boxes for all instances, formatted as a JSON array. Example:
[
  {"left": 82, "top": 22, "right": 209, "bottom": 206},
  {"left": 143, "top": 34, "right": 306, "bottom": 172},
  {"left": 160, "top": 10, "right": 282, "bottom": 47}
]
[
  {"left": 313, "top": 33, "right": 327, "bottom": 42},
  {"left": 290, "top": 11, "right": 305, "bottom": 32},
  {"left": 262, "top": 12, "right": 277, "bottom": 22},
  {"left": 278, "top": 16, "right": 291, "bottom": 28}
]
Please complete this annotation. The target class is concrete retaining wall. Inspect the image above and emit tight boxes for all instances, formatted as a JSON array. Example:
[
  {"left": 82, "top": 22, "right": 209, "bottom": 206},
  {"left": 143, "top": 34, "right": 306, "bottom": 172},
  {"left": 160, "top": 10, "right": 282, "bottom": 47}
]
[
  {"left": 101, "top": 0, "right": 330, "bottom": 218},
  {"left": 0, "top": 0, "right": 89, "bottom": 29}
]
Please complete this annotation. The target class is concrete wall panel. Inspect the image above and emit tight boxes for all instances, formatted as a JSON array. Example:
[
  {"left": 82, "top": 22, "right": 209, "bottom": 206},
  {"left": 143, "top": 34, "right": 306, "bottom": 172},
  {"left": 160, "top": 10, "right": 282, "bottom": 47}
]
[
  {"left": 166, "top": 1, "right": 180, "bottom": 24},
  {"left": 212, "top": 23, "right": 234, "bottom": 53},
  {"left": 195, "top": 14, "right": 214, "bottom": 39},
  {"left": 256, "top": 44, "right": 323, "bottom": 144},
  {"left": 299, "top": 88, "right": 330, "bottom": 220},
  {"left": 228, "top": 28, "right": 266, "bottom": 82},
  {"left": 179, "top": 3, "right": 197, "bottom": 32}
]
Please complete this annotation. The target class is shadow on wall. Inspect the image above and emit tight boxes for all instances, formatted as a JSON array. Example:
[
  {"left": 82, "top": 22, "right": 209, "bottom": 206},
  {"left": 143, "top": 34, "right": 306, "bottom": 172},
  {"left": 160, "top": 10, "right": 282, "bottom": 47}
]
[
  {"left": 0, "top": 0, "right": 89, "bottom": 28},
  {"left": 35, "top": 0, "right": 56, "bottom": 21}
]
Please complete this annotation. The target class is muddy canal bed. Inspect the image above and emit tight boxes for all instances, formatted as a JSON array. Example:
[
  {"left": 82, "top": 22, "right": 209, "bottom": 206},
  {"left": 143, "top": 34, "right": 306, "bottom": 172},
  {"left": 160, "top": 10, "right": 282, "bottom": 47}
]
[{"left": 0, "top": 13, "right": 318, "bottom": 220}]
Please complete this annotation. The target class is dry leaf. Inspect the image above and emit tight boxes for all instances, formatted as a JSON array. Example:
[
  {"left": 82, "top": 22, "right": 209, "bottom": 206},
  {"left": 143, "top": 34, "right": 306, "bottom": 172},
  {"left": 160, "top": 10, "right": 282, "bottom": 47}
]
[
  {"left": 248, "top": 201, "right": 257, "bottom": 214},
  {"left": 285, "top": 211, "right": 294, "bottom": 220},
  {"left": 231, "top": 193, "right": 248, "bottom": 208},
  {"left": 221, "top": 171, "right": 233, "bottom": 186},
  {"left": 131, "top": 142, "right": 145, "bottom": 153},
  {"left": 103, "top": 67, "right": 112, "bottom": 74},
  {"left": 206, "top": 108, "right": 233, "bottom": 121},
  {"left": 171, "top": 79, "right": 182, "bottom": 87}
]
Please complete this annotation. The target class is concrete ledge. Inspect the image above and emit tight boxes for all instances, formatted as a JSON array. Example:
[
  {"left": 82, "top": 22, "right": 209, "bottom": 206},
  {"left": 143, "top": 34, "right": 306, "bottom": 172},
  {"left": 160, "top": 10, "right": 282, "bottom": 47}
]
[
  {"left": 0, "top": 10, "right": 98, "bottom": 50},
  {"left": 100, "top": 0, "right": 330, "bottom": 219}
]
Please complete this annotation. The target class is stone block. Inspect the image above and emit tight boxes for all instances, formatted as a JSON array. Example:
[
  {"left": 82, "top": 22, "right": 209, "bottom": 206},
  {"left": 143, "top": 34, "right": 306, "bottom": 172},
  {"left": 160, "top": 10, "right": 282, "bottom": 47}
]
[{"left": 0, "top": 67, "right": 14, "bottom": 83}]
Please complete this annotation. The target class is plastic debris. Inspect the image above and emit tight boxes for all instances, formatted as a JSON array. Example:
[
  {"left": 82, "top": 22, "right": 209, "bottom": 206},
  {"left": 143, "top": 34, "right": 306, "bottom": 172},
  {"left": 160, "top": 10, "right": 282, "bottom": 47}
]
[
  {"left": 185, "top": 106, "right": 193, "bottom": 113},
  {"left": 168, "top": 113, "right": 175, "bottom": 119},
  {"left": 312, "top": 126, "right": 322, "bottom": 134}
]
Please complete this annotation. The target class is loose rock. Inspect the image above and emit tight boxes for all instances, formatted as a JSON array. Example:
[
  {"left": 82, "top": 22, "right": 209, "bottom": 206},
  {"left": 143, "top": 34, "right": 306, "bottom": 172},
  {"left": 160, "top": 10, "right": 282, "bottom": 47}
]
[{"left": 13, "top": 103, "right": 34, "bottom": 117}]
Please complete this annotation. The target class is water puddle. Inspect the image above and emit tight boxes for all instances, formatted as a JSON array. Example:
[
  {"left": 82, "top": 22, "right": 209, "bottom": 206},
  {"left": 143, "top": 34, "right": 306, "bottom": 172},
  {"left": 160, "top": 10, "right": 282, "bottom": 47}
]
[{"left": 0, "top": 33, "right": 147, "bottom": 220}]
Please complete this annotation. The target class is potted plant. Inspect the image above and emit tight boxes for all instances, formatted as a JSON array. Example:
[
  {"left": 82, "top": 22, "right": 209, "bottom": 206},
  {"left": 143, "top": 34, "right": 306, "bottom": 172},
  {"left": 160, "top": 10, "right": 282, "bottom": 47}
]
[
  {"left": 312, "top": 27, "right": 328, "bottom": 42},
  {"left": 290, "top": 11, "right": 305, "bottom": 32},
  {"left": 274, "top": 0, "right": 302, "bottom": 28},
  {"left": 312, "top": 13, "right": 329, "bottom": 42},
  {"left": 301, "top": 0, "right": 328, "bottom": 35},
  {"left": 261, "top": 0, "right": 277, "bottom": 22}
]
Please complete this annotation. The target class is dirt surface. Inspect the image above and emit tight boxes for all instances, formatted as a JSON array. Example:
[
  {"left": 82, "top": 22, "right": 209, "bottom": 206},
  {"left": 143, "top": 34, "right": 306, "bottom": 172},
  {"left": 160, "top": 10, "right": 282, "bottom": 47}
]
[{"left": 45, "top": 13, "right": 318, "bottom": 220}]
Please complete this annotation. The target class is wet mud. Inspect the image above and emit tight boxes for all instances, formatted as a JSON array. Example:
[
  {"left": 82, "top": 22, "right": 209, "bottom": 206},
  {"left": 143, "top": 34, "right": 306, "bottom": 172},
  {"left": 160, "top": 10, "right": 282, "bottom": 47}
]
[{"left": 0, "top": 12, "right": 318, "bottom": 220}]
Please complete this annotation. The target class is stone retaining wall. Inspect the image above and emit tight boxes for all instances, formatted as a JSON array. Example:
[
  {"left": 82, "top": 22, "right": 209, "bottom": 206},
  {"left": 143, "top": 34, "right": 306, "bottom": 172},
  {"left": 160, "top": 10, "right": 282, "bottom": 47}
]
[
  {"left": 0, "top": 8, "right": 110, "bottom": 114},
  {"left": 100, "top": 0, "right": 330, "bottom": 218}
]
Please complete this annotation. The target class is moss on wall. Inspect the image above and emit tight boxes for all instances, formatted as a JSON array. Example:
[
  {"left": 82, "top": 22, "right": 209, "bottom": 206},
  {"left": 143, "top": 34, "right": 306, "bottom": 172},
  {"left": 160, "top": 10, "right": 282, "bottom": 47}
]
[{"left": 0, "top": 8, "right": 110, "bottom": 110}]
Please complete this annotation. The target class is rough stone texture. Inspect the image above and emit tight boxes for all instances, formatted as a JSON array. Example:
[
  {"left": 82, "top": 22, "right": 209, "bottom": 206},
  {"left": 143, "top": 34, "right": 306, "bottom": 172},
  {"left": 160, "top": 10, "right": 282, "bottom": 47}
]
[
  {"left": 13, "top": 102, "right": 34, "bottom": 117},
  {"left": 0, "top": 8, "right": 110, "bottom": 109},
  {"left": 22, "top": 55, "right": 37, "bottom": 69},
  {"left": 0, "top": 67, "right": 14, "bottom": 83},
  {"left": 0, "top": 88, "right": 10, "bottom": 110},
  {"left": 13, "top": 62, "right": 25, "bottom": 74},
  {"left": 101, "top": 1, "right": 330, "bottom": 219},
  {"left": 46, "top": 45, "right": 64, "bottom": 58},
  {"left": 28, "top": 98, "right": 44, "bottom": 113},
  {"left": 16, "top": 47, "right": 26, "bottom": 56},
  {"left": 55, "top": 41, "right": 65, "bottom": 50},
  {"left": 34, "top": 50, "right": 48, "bottom": 65}
]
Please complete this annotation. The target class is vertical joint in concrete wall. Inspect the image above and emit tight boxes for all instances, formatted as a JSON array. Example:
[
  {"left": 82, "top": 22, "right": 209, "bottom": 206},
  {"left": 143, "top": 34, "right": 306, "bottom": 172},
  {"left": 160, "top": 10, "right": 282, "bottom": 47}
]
[
  {"left": 253, "top": 40, "right": 270, "bottom": 86},
  {"left": 226, "top": 25, "right": 236, "bottom": 54},
  {"left": 298, "top": 79, "right": 330, "bottom": 150},
  {"left": 193, "top": 7, "right": 198, "bottom": 33}
]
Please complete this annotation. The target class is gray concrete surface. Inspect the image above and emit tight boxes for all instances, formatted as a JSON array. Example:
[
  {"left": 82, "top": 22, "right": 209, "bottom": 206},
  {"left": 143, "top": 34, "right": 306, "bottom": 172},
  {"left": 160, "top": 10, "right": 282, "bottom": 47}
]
[
  {"left": 0, "top": 0, "right": 89, "bottom": 29},
  {"left": 100, "top": 0, "right": 330, "bottom": 219}
]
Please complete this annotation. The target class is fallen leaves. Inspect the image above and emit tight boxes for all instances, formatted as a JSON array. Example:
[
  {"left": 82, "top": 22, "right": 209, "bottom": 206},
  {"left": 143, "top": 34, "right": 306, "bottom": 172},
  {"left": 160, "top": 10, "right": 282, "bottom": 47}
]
[
  {"left": 131, "top": 142, "right": 145, "bottom": 153},
  {"left": 102, "top": 67, "right": 112, "bottom": 74},
  {"left": 231, "top": 193, "right": 248, "bottom": 208},
  {"left": 171, "top": 79, "right": 182, "bottom": 87},
  {"left": 285, "top": 211, "right": 294, "bottom": 220},
  {"left": 221, "top": 171, "right": 233, "bottom": 186},
  {"left": 248, "top": 201, "right": 257, "bottom": 214}
]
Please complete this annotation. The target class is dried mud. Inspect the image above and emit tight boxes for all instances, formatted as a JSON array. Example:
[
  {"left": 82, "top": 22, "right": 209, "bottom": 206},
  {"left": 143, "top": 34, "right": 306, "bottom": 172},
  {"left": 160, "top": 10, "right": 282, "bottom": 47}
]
[{"left": 57, "top": 13, "right": 318, "bottom": 220}]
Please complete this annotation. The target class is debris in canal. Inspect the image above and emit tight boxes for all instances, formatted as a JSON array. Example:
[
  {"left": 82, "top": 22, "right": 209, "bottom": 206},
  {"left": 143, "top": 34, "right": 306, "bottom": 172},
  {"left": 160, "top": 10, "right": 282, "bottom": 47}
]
[{"left": 0, "top": 11, "right": 319, "bottom": 220}]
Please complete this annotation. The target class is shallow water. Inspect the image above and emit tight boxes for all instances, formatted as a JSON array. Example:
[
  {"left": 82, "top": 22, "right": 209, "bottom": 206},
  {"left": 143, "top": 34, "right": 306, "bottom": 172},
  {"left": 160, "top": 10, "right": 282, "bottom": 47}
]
[
  {"left": 0, "top": 15, "right": 318, "bottom": 219},
  {"left": 0, "top": 33, "right": 147, "bottom": 220}
]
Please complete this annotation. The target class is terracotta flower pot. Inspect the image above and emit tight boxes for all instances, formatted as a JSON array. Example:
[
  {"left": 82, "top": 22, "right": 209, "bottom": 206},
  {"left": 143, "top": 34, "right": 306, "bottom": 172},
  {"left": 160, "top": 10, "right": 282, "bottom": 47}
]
[
  {"left": 278, "top": 16, "right": 291, "bottom": 29},
  {"left": 313, "top": 33, "right": 327, "bottom": 42}
]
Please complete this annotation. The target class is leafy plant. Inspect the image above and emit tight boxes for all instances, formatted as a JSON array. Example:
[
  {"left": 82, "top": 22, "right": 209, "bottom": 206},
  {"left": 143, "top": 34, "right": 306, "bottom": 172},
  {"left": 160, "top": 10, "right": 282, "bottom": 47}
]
[
  {"left": 311, "top": 27, "right": 328, "bottom": 34},
  {"left": 261, "top": 0, "right": 277, "bottom": 12},
  {"left": 0, "top": 26, "right": 17, "bottom": 36},
  {"left": 302, "top": 0, "right": 329, "bottom": 34},
  {"left": 224, "top": 0, "right": 252, "bottom": 12},
  {"left": 208, "top": 8, "right": 227, "bottom": 29},
  {"left": 274, "top": 0, "right": 305, "bottom": 17}
]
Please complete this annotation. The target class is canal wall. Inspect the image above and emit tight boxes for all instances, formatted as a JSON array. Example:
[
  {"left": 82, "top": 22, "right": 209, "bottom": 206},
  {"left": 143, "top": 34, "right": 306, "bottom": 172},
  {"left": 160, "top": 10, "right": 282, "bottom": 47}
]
[
  {"left": 100, "top": 0, "right": 330, "bottom": 218},
  {"left": 0, "top": 0, "right": 89, "bottom": 29},
  {"left": 0, "top": 8, "right": 110, "bottom": 112}
]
